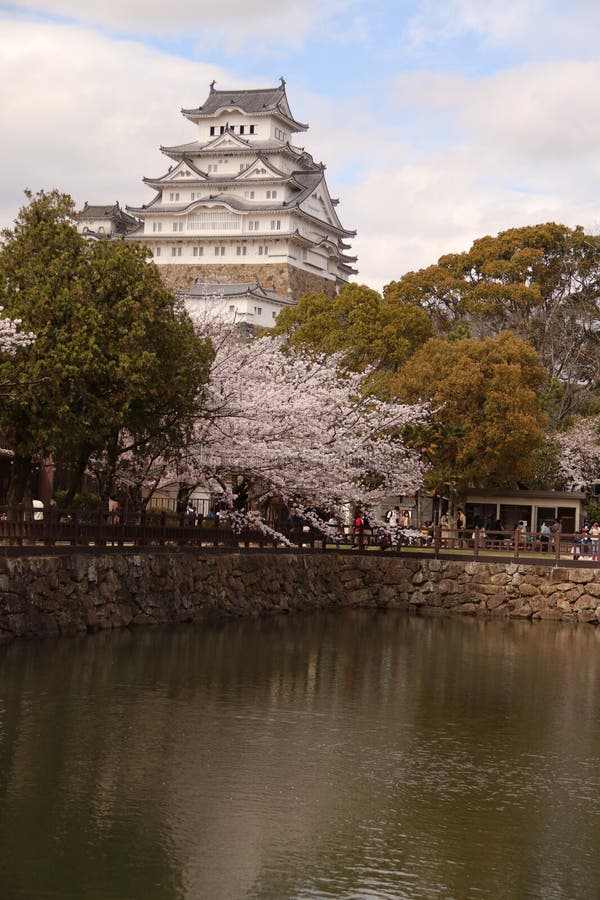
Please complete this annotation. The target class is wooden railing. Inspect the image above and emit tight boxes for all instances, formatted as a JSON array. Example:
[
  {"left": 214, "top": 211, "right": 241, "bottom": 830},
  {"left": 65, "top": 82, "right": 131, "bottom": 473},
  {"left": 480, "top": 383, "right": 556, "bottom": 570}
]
[
  {"left": 0, "top": 509, "right": 593, "bottom": 563},
  {"left": 0, "top": 507, "right": 334, "bottom": 551}
]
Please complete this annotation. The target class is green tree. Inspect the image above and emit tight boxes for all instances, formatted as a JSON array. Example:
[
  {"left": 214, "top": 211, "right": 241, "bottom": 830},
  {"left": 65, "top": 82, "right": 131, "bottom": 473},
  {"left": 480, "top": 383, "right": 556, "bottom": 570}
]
[
  {"left": 385, "top": 223, "right": 600, "bottom": 420},
  {"left": 0, "top": 190, "right": 213, "bottom": 505},
  {"left": 273, "top": 282, "right": 432, "bottom": 376},
  {"left": 392, "top": 331, "right": 549, "bottom": 498}
]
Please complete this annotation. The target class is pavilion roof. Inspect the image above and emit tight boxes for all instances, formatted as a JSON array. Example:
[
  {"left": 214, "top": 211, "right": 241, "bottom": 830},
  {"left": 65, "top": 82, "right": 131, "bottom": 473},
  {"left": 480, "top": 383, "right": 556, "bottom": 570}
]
[
  {"left": 180, "top": 280, "right": 293, "bottom": 306},
  {"left": 181, "top": 81, "right": 308, "bottom": 132}
]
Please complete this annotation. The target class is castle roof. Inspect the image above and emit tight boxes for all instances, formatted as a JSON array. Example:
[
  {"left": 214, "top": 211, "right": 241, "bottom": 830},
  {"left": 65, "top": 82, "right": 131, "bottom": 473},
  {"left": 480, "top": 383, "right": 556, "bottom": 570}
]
[
  {"left": 76, "top": 202, "right": 140, "bottom": 234},
  {"left": 181, "top": 280, "right": 293, "bottom": 306},
  {"left": 160, "top": 138, "right": 318, "bottom": 168},
  {"left": 182, "top": 80, "right": 308, "bottom": 133}
]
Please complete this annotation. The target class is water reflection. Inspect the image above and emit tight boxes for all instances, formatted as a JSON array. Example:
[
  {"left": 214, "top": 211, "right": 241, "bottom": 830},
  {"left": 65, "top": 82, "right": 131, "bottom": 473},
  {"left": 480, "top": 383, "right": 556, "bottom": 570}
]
[{"left": 0, "top": 612, "right": 599, "bottom": 899}]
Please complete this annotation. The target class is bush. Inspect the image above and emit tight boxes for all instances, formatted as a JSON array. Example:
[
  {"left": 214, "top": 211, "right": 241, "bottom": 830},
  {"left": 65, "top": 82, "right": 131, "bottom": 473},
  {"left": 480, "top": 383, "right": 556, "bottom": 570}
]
[
  {"left": 54, "top": 490, "right": 102, "bottom": 510},
  {"left": 585, "top": 501, "right": 600, "bottom": 524}
]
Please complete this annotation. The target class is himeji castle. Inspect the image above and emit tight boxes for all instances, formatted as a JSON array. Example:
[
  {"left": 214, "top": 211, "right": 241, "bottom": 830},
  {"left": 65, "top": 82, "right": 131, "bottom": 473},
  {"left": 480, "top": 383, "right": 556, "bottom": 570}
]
[{"left": 77, "top": 80, "right": 357, "bottom": 307}]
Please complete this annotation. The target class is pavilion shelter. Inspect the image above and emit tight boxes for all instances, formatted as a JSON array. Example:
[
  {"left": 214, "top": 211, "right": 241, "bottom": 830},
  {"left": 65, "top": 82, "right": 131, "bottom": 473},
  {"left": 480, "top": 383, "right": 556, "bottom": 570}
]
[{"left": 464, "top": 489, "right": 586, "bottom": 534}]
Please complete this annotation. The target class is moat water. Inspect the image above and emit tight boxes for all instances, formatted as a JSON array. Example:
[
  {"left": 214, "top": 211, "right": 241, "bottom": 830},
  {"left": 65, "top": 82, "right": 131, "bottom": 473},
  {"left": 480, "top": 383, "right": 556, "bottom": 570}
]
[{"left": 1, "top": 610, "right": 600, "bottom": 899}]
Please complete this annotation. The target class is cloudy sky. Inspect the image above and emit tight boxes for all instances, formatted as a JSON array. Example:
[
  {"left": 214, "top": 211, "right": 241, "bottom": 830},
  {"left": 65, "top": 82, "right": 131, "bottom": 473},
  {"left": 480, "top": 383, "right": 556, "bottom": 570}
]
[{"left": 1, "top": 0, "right": 599, "bottom": 290}]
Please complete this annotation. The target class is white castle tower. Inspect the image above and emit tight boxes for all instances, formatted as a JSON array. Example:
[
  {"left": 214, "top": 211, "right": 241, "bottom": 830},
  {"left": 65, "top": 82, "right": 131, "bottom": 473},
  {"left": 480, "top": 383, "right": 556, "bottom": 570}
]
[{"left": 124, "top": 79, "right": 357, "bottom": 300}]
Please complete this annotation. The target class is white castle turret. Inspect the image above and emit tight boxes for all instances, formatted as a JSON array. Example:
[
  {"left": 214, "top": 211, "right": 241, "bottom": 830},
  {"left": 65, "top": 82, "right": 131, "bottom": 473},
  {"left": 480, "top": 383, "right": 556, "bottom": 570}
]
[{"left": 123, "top": 79, "right": 357, "bottom": 299}]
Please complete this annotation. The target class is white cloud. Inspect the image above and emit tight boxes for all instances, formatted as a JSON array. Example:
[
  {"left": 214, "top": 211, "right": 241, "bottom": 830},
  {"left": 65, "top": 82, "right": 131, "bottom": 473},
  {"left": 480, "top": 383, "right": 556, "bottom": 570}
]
[
  {"left": 0, "top": 17, "right": 233, "bottom": 227},
  {"left": 393, "top": 61, "right": 600, "bottom": 170},
  {"left": 9, "top": 0, "right": 348, "bottom": 48},
  {"left": 342, "top": 60, "right": 600, "bottom": 288},
  {"left": 407, "top": 0, "right": 600, "bottom": 57}
]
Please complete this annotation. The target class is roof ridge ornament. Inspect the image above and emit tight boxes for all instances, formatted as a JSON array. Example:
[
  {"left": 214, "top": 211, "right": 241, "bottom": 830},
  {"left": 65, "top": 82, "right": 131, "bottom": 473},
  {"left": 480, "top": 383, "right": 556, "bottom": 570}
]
[
  {"left": 280, "top": 76, "right": 286, "bottom": 88},
  {"left": 209, "top": 80, "right": 216, "bottom": 93}
]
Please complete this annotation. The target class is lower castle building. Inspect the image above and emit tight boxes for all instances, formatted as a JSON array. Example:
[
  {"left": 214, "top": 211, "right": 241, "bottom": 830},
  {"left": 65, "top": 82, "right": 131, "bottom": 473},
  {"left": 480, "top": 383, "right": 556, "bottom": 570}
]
[{"left": 76, "top": 80, "right": 357, "bottom": 305}]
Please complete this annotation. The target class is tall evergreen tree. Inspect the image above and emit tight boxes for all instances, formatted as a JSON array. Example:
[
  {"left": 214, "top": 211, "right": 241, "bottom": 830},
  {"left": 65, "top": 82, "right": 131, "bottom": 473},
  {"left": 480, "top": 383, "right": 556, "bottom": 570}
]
[{"left": 0, "top": 190, "right": 212, "bottom": 505}]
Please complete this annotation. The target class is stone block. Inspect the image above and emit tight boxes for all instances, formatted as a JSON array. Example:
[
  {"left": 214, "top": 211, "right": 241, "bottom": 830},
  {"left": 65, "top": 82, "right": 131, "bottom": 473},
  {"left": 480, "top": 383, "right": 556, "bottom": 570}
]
[
  {"left": 556, "top": 598, "right": 573, "bottom": 613},
  {"left": 437, "top": 579, "right": 461, "bottom": 594},
  {"left": 516, "top": 583, "right": 540, "bottom": 597},
  {"left": 452, "top": 602, "right": 478, "bottom": 614},
  {"left": 508, "top": 601, "right": 532, "bottom": 618},
  {"left": 568, "top": 569, "right": 596, "bottom": 583},
  {"left": 573, "top": 594, "right": 596, "bottom": 611},
  {"left": 490, "top": 573, "right": 511, "bottom": 585},
  {"left": 577, "top": 610, "right": 597, "bottom": 623},
  {"left": 534, "top": 608, "right": 570, "bottom": 620}
]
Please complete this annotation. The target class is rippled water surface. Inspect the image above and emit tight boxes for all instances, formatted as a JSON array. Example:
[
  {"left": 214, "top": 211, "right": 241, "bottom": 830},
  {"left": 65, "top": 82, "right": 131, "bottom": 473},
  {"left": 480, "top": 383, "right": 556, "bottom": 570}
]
[{"left": 1, "top": 611, "right": 600, "bottom": 899}]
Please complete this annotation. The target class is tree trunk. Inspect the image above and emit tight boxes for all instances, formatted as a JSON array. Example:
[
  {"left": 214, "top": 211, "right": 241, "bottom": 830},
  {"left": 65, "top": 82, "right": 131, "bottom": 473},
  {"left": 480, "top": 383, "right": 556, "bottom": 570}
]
[
  {"left": 99, "top": 435, "right": 120, "bottom": 511},
  {"left": 7, "top": 453, "right": 33, "bottom": 510},
  {"left": 60, "top": 449, "right": 91, "bottom": 508}
]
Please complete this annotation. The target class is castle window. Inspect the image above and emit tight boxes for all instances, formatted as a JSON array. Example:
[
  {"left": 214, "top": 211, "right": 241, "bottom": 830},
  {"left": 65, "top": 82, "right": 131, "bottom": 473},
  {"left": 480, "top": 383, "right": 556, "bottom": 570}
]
[
  {"left": 155, "top": 247, "right": 161, "bottom": 257},
  {"left": 248, "top": 220, "right": 259, "bottom": 231},
  {"left": 266, "top": 190, "right": 277, "bottom": 199},
  {"left": 208, "top": 164, "right": 218, "bottom": 173},
  {"left": 210, "top": 126, "right": 215, "bottom": 136},
  {"left": 239, "top": 125, "right": 245, "bottom": 135},
  {"left": 270, "top": 220, "right": 281, "bottom": 230},
  {"left": 236, "top": 246, "right": 247, "bottom": 256},
  {"left": 229, "top": 305, "right": 235, "bottom": 313},
  {"left": 193, "top": 246, "right": 203, "bottom": 257},
  {"left": 169, "top": 192, "right": 180, "bottom": 201},
  {"left": 188, "top": 211, "right": 241, "bottom": 231},
  {"left": 244, "top": 191, "right": 255, "bottom": 199},
  {"left": 152, "top": 222, "right": 162, "bottom": 233},
  {"left": 214, "top": 246, "right": 225, "bottom": 256},
  {"left": 220, "top": 126, "right": 225, "bottom": 134},
  {"left": 258, "top": 245, "right": 268, "bottom": 256},
  {"left": 255, "top": 307, "right": 262, "bottom": 315},
  {"left": 249, "top": 125, "right": 255, "bottom": 134},
  {"left": 172, "top": 222, "right": 183, "bottom": 232},
  {"left": 171, "top": 246, "right": 182, "bottom": 257}
]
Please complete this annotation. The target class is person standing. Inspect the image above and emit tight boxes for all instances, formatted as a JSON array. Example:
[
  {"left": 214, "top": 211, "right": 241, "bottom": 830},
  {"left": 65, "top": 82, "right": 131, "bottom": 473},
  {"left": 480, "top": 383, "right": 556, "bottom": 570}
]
[
  {"left": 440, "top": 510, "right": 454, "bottom": 548},
  {"left": 455, "top": 507, "right": 466, "bottom": 548},
  {"left": 353, "top": 512, "right": 364, "bottom": 548},
  {"left": 589, "top": 521, "right": 600, "bottom": 561},
  {"left": 516, "top": 520, "right": 527, "bottom": 549},
  {"left": 540, "top": 520, "right": 551, "bottom": 552},
  {"left": 551, "top": 518, "right": 562, "bottom": 556}
]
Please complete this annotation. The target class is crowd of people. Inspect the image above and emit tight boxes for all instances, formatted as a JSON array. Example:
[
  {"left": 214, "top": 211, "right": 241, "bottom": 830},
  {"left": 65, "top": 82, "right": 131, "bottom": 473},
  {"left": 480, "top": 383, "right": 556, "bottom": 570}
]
[{"left": 570, "top": 521, "right": 600, "bottom": 561}]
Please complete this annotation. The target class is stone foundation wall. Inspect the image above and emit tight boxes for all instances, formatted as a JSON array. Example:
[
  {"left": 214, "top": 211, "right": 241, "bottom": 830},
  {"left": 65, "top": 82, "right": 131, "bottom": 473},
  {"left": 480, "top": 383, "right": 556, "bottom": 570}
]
[
  {"left": 158, "top": 263, "right": 336, "bottom": 301},
  {"left": 1, "top": 551, "right": 599, "bottom": 641}
]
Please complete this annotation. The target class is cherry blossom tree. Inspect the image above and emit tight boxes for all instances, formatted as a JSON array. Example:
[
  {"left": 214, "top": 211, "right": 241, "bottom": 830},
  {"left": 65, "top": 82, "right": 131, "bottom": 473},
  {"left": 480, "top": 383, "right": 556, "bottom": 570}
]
[
  {"left": 174, "top": 321, "right": 429, "bottom": 537},
  {"left": 555, "top": 417, "right": 600, "bottom": 491},
  {"left": 0, "top": 307, "right": 34, "bottom": 355}
]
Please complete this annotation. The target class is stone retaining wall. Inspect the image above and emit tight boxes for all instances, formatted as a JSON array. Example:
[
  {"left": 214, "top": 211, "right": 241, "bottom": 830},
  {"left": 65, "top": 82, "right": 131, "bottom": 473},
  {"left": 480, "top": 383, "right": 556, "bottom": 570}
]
[
  {"left": 158, "top": 263, "right": 336, "bottom": 300},
  {"left": 0, "top": 551, "right": 599, "bottom": 641}
]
